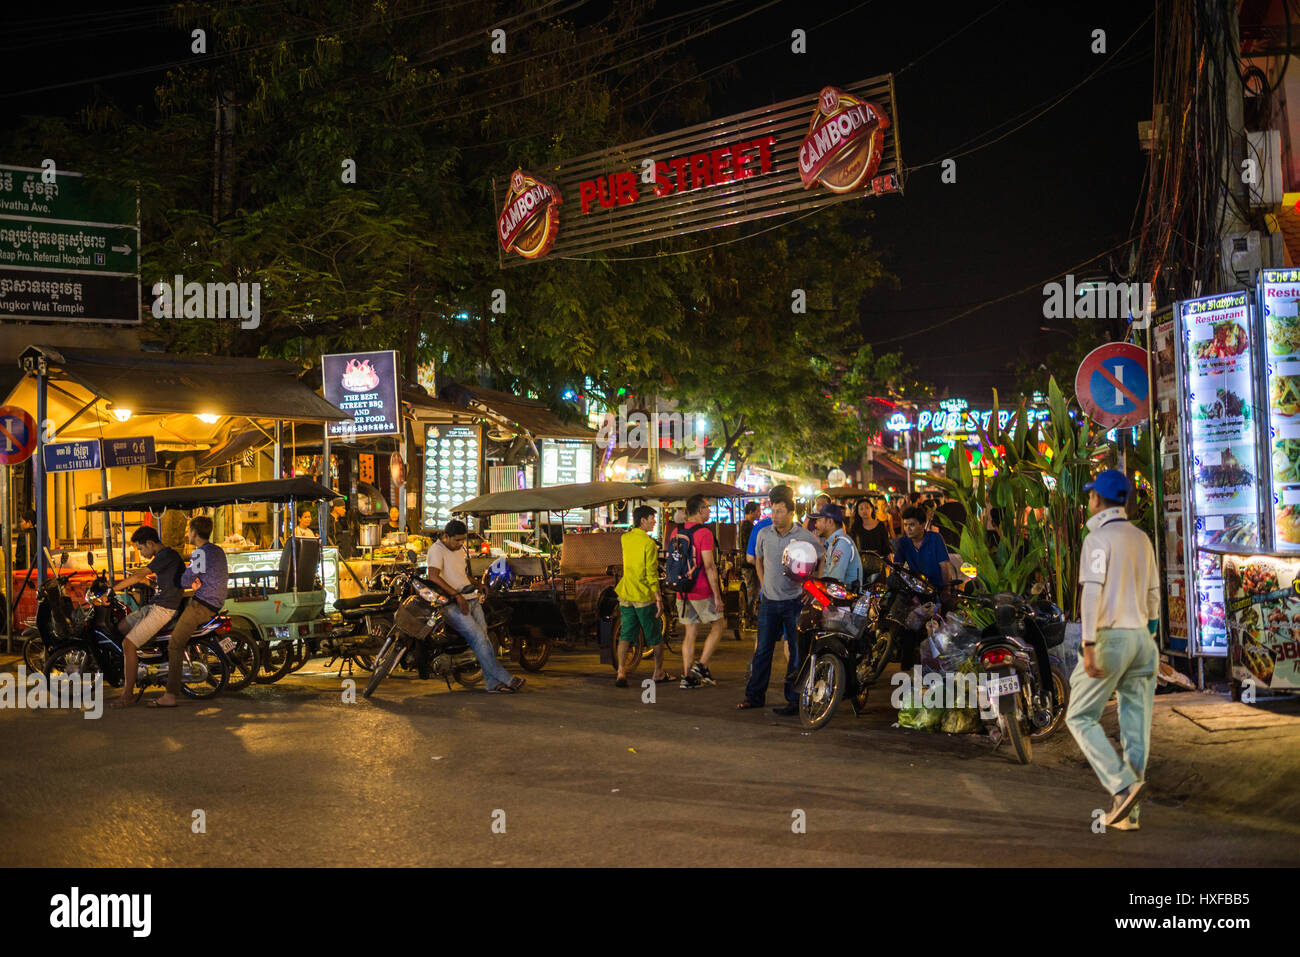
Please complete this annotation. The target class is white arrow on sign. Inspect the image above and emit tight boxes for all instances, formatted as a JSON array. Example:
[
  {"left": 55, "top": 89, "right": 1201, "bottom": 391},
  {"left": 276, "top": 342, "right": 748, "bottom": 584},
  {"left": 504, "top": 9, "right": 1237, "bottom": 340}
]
[{"left": 111, "top": 243, "right": 132, "bottom": 254}]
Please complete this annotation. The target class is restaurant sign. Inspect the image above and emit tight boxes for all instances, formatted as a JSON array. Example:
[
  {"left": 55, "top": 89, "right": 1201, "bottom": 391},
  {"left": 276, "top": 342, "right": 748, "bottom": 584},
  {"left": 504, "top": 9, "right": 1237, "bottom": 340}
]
[
  {"left": 494, "top": 76, "right": 900, "bottom": 265},
  {"left": 322, "top": 350, "right": 400, "bottom": 439}
]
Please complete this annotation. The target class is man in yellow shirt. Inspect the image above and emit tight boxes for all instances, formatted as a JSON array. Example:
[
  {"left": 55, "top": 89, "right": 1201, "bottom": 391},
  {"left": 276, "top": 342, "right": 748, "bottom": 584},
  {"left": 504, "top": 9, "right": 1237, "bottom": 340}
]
[{"left": 615, "top": 505, "right": 670, "bottom": 687}]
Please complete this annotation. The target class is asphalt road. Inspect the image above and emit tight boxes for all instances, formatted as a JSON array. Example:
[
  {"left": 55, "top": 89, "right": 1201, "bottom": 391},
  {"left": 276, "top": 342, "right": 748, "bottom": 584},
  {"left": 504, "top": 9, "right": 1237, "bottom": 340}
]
[{"left": 2, "top": 641, "right": 1297, "bottom": 867}]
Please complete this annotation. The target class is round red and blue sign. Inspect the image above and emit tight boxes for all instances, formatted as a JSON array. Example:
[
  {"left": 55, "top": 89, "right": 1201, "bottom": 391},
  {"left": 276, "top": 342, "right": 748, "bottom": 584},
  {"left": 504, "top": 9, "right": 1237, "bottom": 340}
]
[
  {"left": 0, "top": 405, "right": 37, "bottom": 466},
  {"left": 1075, "top": 343, "right": 1150, "bottom": 430}
]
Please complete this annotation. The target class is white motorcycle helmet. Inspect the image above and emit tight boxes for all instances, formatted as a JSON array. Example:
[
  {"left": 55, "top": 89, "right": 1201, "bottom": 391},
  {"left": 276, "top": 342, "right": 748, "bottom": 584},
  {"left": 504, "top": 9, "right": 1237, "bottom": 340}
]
[{"left": 782, "top": 539, "right": 820, "bottom": 582}]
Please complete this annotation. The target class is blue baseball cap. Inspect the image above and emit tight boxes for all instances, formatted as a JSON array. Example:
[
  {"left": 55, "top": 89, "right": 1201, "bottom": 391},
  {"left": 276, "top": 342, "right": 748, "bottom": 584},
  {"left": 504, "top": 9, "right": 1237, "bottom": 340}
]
[
  {"left": 811, "top": 503, "right": 846, "bottom": 524},
  {"left": 1084, "top": 469, "right": 1130, "bottom": 502}
]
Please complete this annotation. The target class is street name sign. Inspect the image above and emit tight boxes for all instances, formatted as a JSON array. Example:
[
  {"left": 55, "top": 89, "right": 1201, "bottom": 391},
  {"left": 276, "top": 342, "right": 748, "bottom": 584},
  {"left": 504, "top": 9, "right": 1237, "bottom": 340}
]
[
  {"left": 42, "top": 439, "right": 102, "bottom": 472},
  {"left": 101, "top": 436, "right": 157, "bottom": 468}
]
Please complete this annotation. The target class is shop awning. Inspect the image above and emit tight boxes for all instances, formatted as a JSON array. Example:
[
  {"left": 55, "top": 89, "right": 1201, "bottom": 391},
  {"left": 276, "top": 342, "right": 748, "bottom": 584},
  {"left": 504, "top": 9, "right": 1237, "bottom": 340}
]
[
  {"left": 6, "top": 345, "right": 348, "bottom": 443},
  {"left": 453, "top": 481, "right": 645, "bottom": 515},
  {"left": 84, "top": 477, "right": 340, "bottom": 512},
  {"left": 447, "top": 383, "right": 595, "bottom": 440}
]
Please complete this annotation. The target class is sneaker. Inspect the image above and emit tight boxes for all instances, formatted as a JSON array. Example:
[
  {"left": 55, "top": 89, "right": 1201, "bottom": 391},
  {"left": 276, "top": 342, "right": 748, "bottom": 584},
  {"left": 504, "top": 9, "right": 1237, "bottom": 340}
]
[
  {"left": 1105, "top": 781, "right": 1144, "bottom": 827},
  {"left": 1110, "top": 805, "right": 1141, "bottom": 831},
  {"left": 680, "top": 673, "right": 702, "bottom": 690},
  {"left": 691, "top": 662, "right": 716, "bottom": 686}
]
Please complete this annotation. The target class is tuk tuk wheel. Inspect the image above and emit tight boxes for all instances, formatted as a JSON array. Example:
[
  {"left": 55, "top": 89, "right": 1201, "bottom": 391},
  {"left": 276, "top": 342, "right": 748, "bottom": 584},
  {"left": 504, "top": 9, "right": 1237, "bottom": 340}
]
[
  {"left": 222, "top": 628, "right": 260, "bottom": 692},
  {"left": 289, "top": 639, "right": 311, "bottom": 672},
  {"left": 254, "top": 641, "right": 295, "bottom": 683},
  {"left": 516, "top": 629, "right": 552, "bottom": 672}
]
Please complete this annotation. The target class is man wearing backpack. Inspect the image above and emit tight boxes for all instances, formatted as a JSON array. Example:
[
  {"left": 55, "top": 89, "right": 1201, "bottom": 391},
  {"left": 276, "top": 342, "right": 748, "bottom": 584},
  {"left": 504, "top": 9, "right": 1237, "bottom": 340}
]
[{"left": 667, "top": 494, "right": 724, "bottom": 689}]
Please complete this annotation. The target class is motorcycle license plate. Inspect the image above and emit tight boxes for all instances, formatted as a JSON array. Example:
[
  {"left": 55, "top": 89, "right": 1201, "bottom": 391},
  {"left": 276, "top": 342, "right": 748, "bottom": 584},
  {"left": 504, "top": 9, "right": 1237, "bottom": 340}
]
[
  {"left": 986, "top": 673, "right": 1021, "bottom": 698},
  {"left": 218, "top": 637, "right": 236, "bottom": 654}
]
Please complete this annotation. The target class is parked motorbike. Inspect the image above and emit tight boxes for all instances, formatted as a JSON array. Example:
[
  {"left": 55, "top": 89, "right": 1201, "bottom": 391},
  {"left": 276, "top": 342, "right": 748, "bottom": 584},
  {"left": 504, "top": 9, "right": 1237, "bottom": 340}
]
[
  {"left": 362, "top": 577, "right": 484, "bottom": 698},
  {"left": 43, "top": 570, "right": 232, "bottom": 700},
  {"left": 963, "top": 592, "right": 1071, "bottom": 764},
  {"left": 23, "top": 551, "right": 77, "bottom": 673},
  {"left": 794, "top": 555, "right": 934, "bottom": 730}
]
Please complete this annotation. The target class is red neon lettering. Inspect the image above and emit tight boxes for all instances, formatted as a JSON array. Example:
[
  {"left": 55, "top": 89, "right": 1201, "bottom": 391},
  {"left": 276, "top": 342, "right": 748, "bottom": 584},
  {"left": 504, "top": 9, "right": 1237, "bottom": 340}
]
[
  {"left": 669, "top": 156, "right": 690, "bottom": 193},
  {"left": 754, "top": 135, "right": 776, "bottom": 174},
  {"left": 710, "top": 147, "right": 733, "bottom": 184},
  {"left": 654, "top": 161, "right": 673, "bottom": 196},
  {"left": 689, "top": 153, "right": 712, "bottom": 190},
  {"left": 615, "top": 171, "right": 640, "bottom": 205},
  {"left": 579, "top": 180, "right": 598, "bottom": 214},
  {"left": 732, "top": 140, "right": 754, "bottom": 179}
]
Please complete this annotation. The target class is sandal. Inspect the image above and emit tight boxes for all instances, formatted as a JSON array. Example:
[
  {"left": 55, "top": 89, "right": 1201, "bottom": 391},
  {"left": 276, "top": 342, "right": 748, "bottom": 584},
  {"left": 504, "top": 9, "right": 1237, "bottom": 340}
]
[
  {"left": 735, "top": 700, "right": 763, "bottom": 710},
  {"left": 147, "top": 700, "right": 179, "bottom": 709},
  {"left": 615, "top": 676, "right": 628, "bottom": 688},
  {"left": 653, "top": 674, "right": 676, "bottom": 683}
]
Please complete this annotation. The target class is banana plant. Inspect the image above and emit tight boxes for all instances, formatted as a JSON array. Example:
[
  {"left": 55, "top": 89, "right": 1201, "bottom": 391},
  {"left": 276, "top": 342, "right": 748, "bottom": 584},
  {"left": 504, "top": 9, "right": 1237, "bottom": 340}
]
[{"left": 929, "top": 376, "right": 1104, "bottom": 618}]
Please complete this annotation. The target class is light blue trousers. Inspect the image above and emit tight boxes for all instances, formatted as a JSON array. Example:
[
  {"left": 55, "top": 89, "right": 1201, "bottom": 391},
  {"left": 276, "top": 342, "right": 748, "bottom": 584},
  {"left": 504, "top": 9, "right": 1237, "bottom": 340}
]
[{"left": 1065, "top": 627, "right": 1157, "bottom": 796}]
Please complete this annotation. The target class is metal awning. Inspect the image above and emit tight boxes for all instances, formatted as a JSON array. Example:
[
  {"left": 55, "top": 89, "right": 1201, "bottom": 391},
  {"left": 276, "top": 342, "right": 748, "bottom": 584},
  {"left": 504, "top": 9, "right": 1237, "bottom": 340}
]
[
  {"left": 83, "top": 477, "right": 340, "bottom": 512},
  {"left": 446, "top": 383, "right": 595, "bottom": 440},
  {"left": 453, "top": 481, "right": 645, "bottom": 515},
  {"left": 7, "top": 345, "right": 348, "bottom": 444}
]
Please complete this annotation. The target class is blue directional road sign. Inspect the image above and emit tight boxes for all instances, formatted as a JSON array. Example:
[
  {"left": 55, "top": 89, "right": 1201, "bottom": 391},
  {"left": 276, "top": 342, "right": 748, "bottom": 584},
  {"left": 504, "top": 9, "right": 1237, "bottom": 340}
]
[{"left": 101, "top": 435, "right": 156, "bottom": 468}]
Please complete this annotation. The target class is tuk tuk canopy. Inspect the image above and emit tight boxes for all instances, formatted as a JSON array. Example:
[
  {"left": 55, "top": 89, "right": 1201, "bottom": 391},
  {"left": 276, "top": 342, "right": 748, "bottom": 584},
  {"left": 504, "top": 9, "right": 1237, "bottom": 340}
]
[{"left": 82, "top": 478, "right": 340, "bottom": 513}]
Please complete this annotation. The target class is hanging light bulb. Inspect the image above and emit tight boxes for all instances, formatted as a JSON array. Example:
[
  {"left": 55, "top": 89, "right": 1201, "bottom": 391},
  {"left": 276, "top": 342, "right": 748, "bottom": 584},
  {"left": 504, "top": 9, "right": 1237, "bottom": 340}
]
[
  {"left": 197, "top": 413, "right": 219, "bottom": 424},
  {"left": 112, "top": 408, "right": 133, "bottom": 422}
]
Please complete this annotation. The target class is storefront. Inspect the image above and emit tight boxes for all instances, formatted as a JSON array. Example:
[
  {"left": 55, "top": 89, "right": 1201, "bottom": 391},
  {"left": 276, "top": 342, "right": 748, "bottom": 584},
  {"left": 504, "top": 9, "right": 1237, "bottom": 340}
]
[
  {"left": 2, "top": 343, "right": 348, "bottom": 630},
  {"left": 1161, "top": 277, "right": 1300, "bottom": 695}
]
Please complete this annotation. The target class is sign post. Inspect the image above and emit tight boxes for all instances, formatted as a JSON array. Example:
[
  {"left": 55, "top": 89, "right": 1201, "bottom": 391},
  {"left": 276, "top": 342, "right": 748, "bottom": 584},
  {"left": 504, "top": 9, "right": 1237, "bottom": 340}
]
[
  {"left": 0, "top": 404, "right": 38, "bottom": 651},
  {"left": 0, "top": 164, "right": 140, "bottom": 325}
]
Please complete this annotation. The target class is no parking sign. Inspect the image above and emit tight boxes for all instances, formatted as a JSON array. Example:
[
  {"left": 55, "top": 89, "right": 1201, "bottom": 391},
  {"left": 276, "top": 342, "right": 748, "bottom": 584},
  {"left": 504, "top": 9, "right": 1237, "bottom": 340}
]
[
  {"left": 0, "top": 405, "right": 38, "bottom": 466},
  {"left": 1075, "top": 342, "right": 1150, "bottom": 429}
]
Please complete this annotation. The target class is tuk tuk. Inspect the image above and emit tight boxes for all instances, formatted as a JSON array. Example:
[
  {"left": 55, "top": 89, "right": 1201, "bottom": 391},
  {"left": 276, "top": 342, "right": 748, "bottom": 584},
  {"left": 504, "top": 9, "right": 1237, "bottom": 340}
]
[{"left": 83, "top": 477, "right": 354, "bottom": 682}]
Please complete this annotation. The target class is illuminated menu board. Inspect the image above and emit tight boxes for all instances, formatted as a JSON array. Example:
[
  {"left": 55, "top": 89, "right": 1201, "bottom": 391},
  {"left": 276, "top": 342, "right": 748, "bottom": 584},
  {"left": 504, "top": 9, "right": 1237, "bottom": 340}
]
[
  {"left": 1259, "top": 269, "right": 1300, "bottom": 552},
  {"left": 1178, "top": 290, "right": 1261, "bottom": 656},
  {"left": 541, "top": 439, "right": 593, "bottom": 524},
  {"left": 423, "top": 425, "right": 480, "bottom": 529},
  {"left": 1179, "top": 291, "right": 1260, "bottom": 546}
]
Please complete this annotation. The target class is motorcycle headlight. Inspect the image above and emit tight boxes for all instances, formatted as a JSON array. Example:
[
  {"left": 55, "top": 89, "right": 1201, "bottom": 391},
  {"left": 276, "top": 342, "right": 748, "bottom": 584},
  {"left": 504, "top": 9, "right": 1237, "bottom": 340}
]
[
  {"left": 412, "top": 581, "right": 439, "bottom": 603},
  {"left": 823, "top": 581, "right": 852, "bottom": 600}
]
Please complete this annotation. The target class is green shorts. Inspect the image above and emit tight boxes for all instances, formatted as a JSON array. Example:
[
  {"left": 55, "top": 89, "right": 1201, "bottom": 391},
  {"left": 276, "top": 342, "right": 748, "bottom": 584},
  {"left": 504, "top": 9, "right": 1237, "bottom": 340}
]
[{"left": 619, "top": 602, "right": 662, "bottom": 646}]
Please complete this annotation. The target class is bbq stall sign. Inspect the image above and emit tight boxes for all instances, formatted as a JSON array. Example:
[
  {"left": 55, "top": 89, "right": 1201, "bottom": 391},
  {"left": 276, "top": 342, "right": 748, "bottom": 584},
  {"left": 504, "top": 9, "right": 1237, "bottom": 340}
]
[{"left": 494, "top": 75, "right": 901, "bottom": 265}]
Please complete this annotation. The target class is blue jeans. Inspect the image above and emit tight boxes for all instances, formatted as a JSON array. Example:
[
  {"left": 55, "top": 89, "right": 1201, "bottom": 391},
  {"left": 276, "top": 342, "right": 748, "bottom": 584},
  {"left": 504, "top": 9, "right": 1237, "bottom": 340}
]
[
  {"left": 442, "top": 600, "right": 514, "bottom": 690},
  {"left": 744, "top": 597, "right": 802, "bottom": 706}
]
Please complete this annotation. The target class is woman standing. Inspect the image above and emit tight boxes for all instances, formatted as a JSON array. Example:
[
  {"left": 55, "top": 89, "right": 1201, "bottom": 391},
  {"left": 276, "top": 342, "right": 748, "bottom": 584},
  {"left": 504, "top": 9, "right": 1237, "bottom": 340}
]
[{"left": 849, "top": 499, "right": 891, "bottom": 559}]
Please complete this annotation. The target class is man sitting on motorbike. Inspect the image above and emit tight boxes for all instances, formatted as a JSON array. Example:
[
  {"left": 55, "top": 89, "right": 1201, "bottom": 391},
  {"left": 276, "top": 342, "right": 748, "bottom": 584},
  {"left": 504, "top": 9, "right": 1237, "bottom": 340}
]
[
  {"left": 424, "top": 520, "right": 526, "bottom": 694},
  {"left": 891, "top": 506, "right": 951, "bottom": 670},
  {"left": 111, "top": 526, "right": 184, "bottom": 708}
]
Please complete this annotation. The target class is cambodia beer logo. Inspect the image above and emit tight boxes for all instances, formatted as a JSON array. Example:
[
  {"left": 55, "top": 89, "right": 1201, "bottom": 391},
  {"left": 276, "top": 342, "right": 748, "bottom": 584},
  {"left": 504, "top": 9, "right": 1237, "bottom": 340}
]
[
  {"left": 498, "top": 168, "right": 562, "bottom": 260},
  {"left": 799, "top": 86, "right": 890, "bottom": 193}
]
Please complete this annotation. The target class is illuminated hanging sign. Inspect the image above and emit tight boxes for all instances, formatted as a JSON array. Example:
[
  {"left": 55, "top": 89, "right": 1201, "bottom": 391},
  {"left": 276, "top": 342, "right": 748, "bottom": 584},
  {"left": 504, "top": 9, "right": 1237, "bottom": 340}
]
[
  {"left": 888, "top": 406, "right": 1051, "bottom": 436},
  {"left": 494, "top": 75, "right": 900, "bottom": 266},
  {"left": 799, "top": 86, "right": 890, "bottom": 193},
  {"left": 884, "top": 412, "right": 911, "bottom": 432},
  {"left": 496, "top": 169, "right": 562, "bottom": 260}
]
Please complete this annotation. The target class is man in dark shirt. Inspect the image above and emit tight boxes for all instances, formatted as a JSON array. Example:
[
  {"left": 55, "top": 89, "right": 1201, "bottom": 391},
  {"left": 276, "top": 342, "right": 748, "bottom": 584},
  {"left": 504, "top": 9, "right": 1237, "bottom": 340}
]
[
  {"left": 892, "top": 506, "right": 951, "bottom": 670},
  {"left": 112, "top": 526, "right": 184, "bottom": 708},
  {"left": 153, "top": 516, "right": 229, "bottom": 709},
  {"left": 934, "top": 495, "right": 968, "bottom": 549},
  {"left": 12, "top": 508, "right": 37, "bottom": 570}
]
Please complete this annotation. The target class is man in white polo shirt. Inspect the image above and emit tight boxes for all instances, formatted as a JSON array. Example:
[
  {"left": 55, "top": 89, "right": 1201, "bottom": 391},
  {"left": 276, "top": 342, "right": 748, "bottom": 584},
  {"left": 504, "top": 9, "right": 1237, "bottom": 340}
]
[{"left": 1065, "top": 469, "right": 1161, "bottom": 831}]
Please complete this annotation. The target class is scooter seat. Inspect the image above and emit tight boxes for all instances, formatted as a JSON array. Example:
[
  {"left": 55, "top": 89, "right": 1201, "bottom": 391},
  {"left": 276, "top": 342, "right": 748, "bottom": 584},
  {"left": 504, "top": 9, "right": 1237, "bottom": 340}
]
[{"left": 334, "top": 593, "right": 390, "bottom": 611}]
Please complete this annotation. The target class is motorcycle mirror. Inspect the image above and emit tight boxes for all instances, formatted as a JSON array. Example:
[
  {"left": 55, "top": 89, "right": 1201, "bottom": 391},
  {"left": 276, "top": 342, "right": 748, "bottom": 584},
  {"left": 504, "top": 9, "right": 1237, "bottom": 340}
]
[
  {"left": 407, "top": 549, "right": 418, "bottom": 564},
  {"left": 60, "top": 551, "right": 69, "bottom": 567},
  {"left": 87, "top": 551, "right": 95, "bottom": 568}
]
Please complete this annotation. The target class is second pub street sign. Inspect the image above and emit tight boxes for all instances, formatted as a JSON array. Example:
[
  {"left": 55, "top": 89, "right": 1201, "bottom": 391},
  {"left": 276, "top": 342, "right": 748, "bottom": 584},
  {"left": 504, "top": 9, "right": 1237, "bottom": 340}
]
[{"left": 494, "top": 76, "right": 901, "bottom": 265}]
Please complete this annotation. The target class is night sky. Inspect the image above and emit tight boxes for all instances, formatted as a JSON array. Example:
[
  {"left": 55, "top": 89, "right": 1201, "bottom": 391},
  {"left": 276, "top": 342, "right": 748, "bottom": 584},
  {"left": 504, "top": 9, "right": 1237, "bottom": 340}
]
[{"left": 1, "top": 0, "right": 1154, "bottom": 400}]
